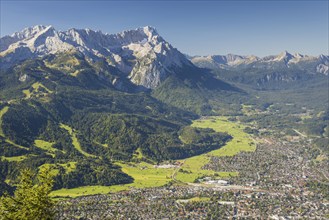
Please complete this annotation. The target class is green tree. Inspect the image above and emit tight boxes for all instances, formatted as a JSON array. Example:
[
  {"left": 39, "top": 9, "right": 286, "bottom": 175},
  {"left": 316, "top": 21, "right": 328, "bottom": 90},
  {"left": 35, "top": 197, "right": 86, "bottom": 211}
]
[{"left": 0, "top": 167, "right": 55, "bottom": 220}]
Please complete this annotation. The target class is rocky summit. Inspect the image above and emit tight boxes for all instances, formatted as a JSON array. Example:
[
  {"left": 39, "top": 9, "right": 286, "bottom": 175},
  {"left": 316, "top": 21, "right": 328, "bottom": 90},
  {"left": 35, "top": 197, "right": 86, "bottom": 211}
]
[{"left": 0, "top": 25, "right": 191, "bottom": 89}]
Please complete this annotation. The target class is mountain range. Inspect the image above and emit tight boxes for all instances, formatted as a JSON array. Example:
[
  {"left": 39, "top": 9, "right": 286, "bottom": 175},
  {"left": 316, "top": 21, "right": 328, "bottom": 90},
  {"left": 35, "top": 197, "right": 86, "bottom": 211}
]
[
  {"left": 190, "top": 51, "right": 328, "bottom": 75},
  {"left": 0, "top": 25, "right": 191, "bottom": 89},
  {"left": 1, "top": 25, "right": 328, "bottom": 91}
]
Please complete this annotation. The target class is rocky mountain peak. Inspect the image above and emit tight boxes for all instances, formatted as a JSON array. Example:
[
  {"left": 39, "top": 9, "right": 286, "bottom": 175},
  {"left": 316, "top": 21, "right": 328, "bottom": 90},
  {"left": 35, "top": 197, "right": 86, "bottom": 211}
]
[
  {"left": 0, "top": 25, "right": 193, "bottom": 89},
  {"left": 274, "top": 51, "right": 294, "bottom": 63},
  {"left": 11, "top": 25, "right": 53, "bottom": 39},
  {"left": 142, "top": 26, "right": 158, "bottom": 37}
]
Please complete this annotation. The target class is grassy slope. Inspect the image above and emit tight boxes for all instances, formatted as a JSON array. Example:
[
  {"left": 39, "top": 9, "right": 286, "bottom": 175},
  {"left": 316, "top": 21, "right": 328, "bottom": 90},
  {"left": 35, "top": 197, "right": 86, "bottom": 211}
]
[
  {"left": 0, "top": 106, "right": 9, "bottom": 136},
  {"left": 34, "top": 140, "right": 65, "bottom": 156},
  {"left": 0, "top": 155, "right": 27, "bottom": 162},
  {"left": 60, "top": 123, "right": 95, "bottom": 158},
  {"left": 22, "top": 82, "right": 53, "bottom": 99},
  {"left": 51, "top": 117, "right": 256, "bottom": 198}
]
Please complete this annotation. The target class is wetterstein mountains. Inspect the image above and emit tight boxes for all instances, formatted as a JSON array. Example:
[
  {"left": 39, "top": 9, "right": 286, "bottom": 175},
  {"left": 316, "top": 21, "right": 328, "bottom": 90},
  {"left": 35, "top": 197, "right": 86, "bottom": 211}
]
[
  {"left": 2, "top": 25, "right": 327, "bottom": 90},
  {"left": 0, "top": 25, "right": 328, "bottom": 191},
  {"left": 0, "top": 25, "right": 192, "bottom": 89},
  {"left": 0, "top": 25, "right": 237, "bottom": 191}
]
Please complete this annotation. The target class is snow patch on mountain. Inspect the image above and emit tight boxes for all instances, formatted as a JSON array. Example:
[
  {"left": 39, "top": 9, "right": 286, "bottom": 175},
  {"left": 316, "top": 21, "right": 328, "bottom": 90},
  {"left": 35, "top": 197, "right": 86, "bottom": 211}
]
[{"left": 0, "top": 25, "right": 192, "bottom": 88}]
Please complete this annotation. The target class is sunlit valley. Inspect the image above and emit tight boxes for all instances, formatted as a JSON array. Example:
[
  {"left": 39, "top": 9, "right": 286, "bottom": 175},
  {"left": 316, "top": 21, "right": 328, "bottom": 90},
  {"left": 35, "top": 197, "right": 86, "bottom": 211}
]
[{"left": 0, "top": 1, "right": 328, "bottom": 219}]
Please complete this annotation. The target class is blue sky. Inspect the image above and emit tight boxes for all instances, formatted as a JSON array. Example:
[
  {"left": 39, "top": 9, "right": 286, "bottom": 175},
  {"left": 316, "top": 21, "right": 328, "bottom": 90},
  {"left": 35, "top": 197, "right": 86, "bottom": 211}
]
[{"left": 1, "top": 0, "right": 328, "bottom": 56}]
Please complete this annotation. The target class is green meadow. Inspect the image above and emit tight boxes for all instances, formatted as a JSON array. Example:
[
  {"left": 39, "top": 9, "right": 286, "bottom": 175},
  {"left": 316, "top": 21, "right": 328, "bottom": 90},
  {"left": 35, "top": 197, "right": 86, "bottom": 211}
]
[
  {"left": 22, "top": 82, "right": 53, "bottom": 99},
  {"left": 1, "top": 155, "right": 27, "bottom": 162},
  {"left": 34, "top": 139, "right": 65, "bottom": 157},
  {"left": 51, "top": 161, "right": 175, "bottom": 197},
  {"left": 191, "top": 116, "right": 256, "bottom": 156},
  {"left": 51, "top": 116, "right": 256, "bottom": 198},
  {"left": 39, "top": 162, "right": 77, "bottom": 177},
  {"left": 60, "top": 123, "right": 95, "bottom": 157},
  {"left": 0, "top": 106, "right": 9, "bottom": 136},
  {"left": 175, "top": 116, "right": 255, "bottom": 182}
]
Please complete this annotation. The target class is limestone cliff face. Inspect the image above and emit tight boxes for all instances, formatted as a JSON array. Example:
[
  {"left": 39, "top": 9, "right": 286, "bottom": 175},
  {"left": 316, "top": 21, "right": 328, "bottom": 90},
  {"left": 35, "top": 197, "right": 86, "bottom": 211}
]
[{"left": 0, "top": 25, "right": 193, "bottom": 89}]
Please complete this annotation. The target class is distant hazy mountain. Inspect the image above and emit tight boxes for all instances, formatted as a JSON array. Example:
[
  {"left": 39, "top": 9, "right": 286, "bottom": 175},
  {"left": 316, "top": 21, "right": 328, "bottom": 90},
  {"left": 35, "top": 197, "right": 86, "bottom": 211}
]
[
  {"left": 0, "top": 25, "right": 192, "bottom": 88},
  {"left": 190, "top": 51, "right": 329, "bottom": 75}
]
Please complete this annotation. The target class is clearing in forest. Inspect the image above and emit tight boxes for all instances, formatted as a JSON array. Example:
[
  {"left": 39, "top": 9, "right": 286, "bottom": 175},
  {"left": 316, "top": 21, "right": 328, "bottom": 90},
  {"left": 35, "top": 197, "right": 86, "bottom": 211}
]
[{"left": 60, "top": 123, "right": 95, "bottom": 158}]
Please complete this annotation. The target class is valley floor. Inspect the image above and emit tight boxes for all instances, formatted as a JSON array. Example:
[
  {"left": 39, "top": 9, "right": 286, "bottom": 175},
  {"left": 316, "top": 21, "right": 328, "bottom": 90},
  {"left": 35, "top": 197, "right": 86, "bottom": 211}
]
[
  {"left": 51, "top": 117, "right": 254, "bottom": 198},
  {"left": 53, "top": 116, "right": 328, "bottom": 219}
]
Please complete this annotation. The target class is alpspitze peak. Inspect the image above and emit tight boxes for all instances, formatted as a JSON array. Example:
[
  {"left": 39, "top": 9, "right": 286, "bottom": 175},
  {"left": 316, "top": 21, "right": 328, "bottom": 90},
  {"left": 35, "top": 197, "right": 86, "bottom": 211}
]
[{"left": 275, "top": 50, "right": 294, "bottom": 61}]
